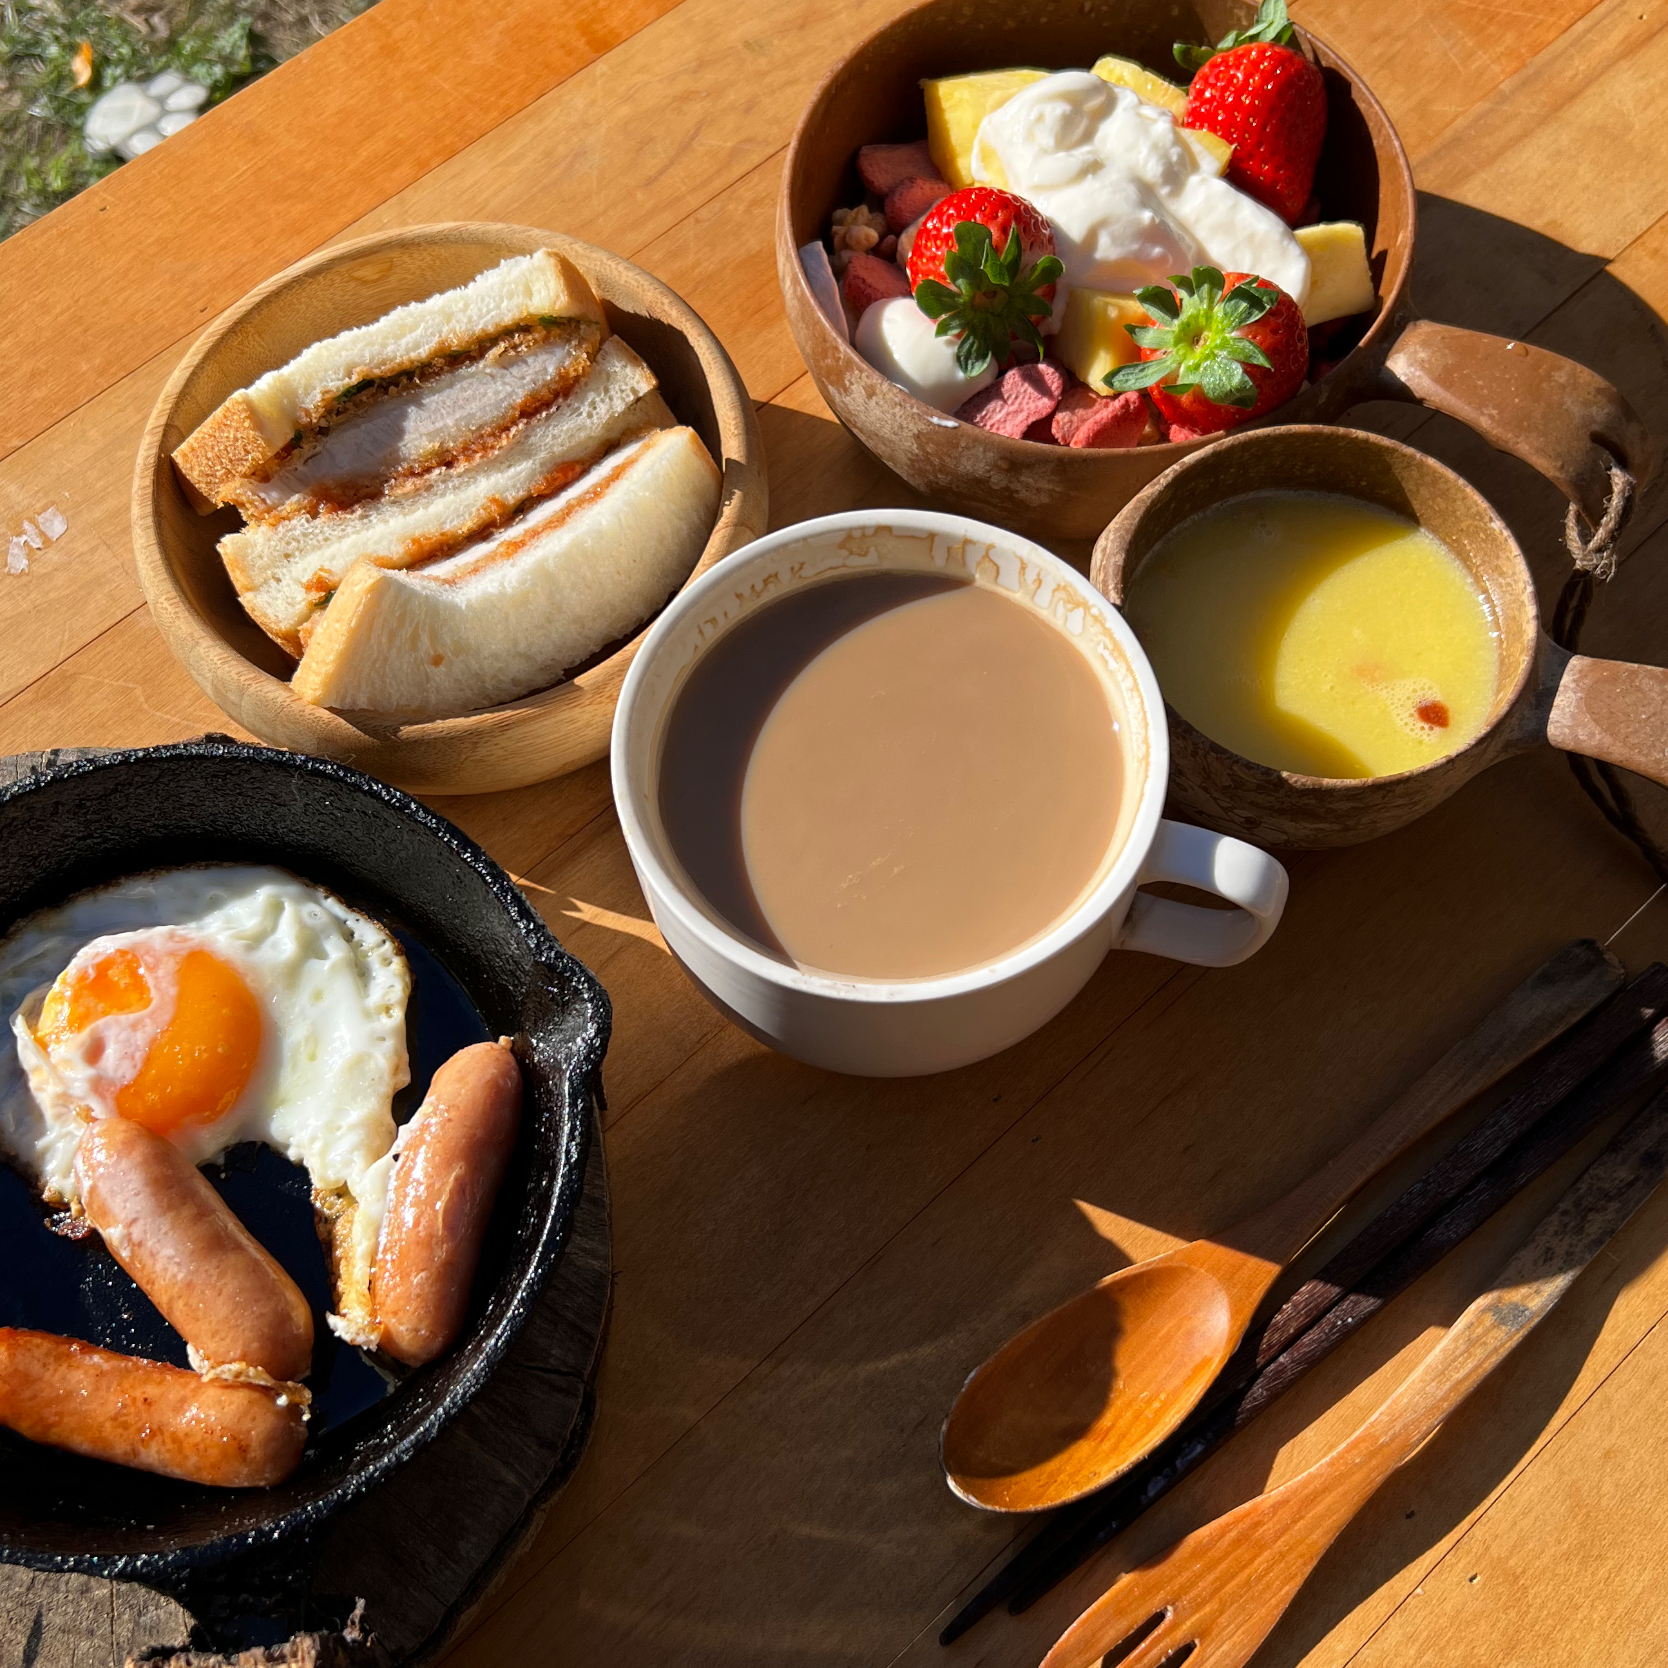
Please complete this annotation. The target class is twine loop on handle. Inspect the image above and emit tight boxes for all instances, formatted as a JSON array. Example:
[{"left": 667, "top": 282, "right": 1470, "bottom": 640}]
[
  {"left": 1550, "top": 455, "right": 1668, "bottom": 887},
  {"left": 1564, "top": 460, "right": 1634, "bottom": 582}
]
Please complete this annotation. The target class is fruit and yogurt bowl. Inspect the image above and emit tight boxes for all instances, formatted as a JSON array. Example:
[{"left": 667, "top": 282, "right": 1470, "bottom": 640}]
[
  {"left": 822, "top": 5, "right": 1376, "bottom": 451},
  {"left": 778, "top": 0, "right": 1648, "bottom": 542}
]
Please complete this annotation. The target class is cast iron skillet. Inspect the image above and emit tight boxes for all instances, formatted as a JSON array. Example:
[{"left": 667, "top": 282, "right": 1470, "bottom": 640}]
[{"left": 0, "top": 739, "right": 609, "bottom": 1583}]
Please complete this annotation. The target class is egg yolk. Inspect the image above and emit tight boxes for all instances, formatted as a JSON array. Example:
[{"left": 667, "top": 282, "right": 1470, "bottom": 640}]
[{"left": 36, "top": 946, "right": 262, "bottom": 1135}]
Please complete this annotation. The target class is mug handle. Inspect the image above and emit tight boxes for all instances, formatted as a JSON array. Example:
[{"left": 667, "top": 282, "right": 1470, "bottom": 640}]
[
  {"left": 1370, "top": 318, "right": 1657, "bottom": 524},
  {"left": 1115, "top": 820, "right": 1289, "bottom": 968},
  {"left": 1547, "top": 653, "right": 1668, "bottom": 787}
]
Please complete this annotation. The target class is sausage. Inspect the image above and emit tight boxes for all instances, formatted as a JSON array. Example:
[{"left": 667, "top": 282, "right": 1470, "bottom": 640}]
[
  {"left": 75, "top": 1116, "right": 314, "bottom": 1382},
  {"left": 0, "top": 1328, "right": 306, "bottom": 1487},
  {"left": 371, "top": 1039, "right": 522, "bottom": 1367}
]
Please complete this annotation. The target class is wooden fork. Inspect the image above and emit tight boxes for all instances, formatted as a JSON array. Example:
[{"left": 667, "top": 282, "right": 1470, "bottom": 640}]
[{"left": 1040, "top": 1089, "right": 1668, "bottom": 1668}]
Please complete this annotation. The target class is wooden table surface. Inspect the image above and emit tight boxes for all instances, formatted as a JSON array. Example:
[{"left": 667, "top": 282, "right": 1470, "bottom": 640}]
[{"left": 6, "top": 1, "right": 1668, "bottom": 1663}]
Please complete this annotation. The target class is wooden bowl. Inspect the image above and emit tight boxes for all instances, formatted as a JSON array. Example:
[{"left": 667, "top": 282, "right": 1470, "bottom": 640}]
[
  {"left": 134, "top": 223, "right": 768, "bottom": 796},
  {"left": 778, "top": 0, "right": 1645, "bottom": 542},
  {"left": 1091, "top": 425, "right": 1668, "bottom": 848}
]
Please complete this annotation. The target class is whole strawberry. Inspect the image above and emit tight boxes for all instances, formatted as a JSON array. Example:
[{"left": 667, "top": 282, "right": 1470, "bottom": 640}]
[
  {"left": 908, "top": 187, "right": 1063, "bottom": 377},
  {"left": 1177, "top": 0, "right": 1326, "bottom": 225},
  {"left": 1107, "top": 266, "right": 1307, "bottom": 435}
]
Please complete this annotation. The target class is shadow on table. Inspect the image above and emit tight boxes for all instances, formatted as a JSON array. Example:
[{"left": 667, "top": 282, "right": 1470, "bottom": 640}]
[
  {"left": 1025, "top": 200, "right": 1668, "bottom": 1660},
  {"left": 598, "top": 1029, "right": 1665, "bottom": 1668},
  {"left": 560, "top": 206, "right": 1668, "bottom": 1660},
  {"left": 1344, "top": 191, "right": 1668, "bottom": 861},
  {"left": 1348, "top": 193, "right": 1668, "bottom": 596},
  {"left": 1251, "top": 1136, "right": 1668, "bottom": 1668}
]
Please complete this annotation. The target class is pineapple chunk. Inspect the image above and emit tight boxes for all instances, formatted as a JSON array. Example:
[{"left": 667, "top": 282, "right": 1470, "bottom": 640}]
[
  {"left": 1294, "top": 222, "right": 1377, "bottom": 325},
  {"left": 1179, "top": 126, "right": 1232, "bottom": 175},
  {"left": 922, "top": 63, "right": 1226, "bottom": 190},
  {"left": 922, "top": 69, "right": 1046, "bottom": 189},
  {"left": 1054, "top": 288, "right": 1146, "bottom": 390},
  {"left": 1091, "top": 54, "right": 1188, "bottom": 117},
  {"left": 1089, "top": 55, "right": 1229, "bottom": 172}
]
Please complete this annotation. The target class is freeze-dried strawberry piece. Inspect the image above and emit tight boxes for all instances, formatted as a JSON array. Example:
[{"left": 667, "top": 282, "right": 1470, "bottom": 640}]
[
  {"left": 858, "top": 140, "right": 942, "bottom": 196},
  {"left": 1022, "top": 415, "right": 1058, "bottom": 445},
  {"left": 955, "top": 361, "right": 1067, "bottom": 438},
  {"left": 842, "top": 252, "right": 912, "bottom": 314},
  {"left": 876, "top": 234, "right": 899, "bottom": 263},
  {"left": 1051, "top": 385, "right": 1152, "bottom": 449},
  {"left": 885, "top": 176, "right": 951, "bottom": 234}
]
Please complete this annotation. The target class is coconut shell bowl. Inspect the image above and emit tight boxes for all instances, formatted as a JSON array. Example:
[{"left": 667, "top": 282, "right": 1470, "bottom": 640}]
[
  {"left": 134, "top": 222, "right": 767, "bottom": 796},
  {"left": 777, "top": 0, "right": 1649, "bottom": 543},
  {"left": 1090, "top": 423, "right": 1668, "bottom": 850}
]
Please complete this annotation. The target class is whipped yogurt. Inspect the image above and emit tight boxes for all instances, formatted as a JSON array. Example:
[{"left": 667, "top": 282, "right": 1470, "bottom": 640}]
[
  {"left": 973, "top": 71, "right": 1310, "bottom": 305},
  {"left": 855, "top": 297, "right": 998, "bottom": 413}
]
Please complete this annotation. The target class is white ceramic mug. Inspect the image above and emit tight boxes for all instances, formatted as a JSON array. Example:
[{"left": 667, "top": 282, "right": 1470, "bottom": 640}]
[{"left": 611, "top": 511, "right": 1288, "bottom": 1077}]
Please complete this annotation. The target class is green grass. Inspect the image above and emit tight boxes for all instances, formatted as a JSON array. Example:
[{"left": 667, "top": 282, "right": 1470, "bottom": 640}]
[{"left": 0, "top": 0, "right": 373, "bottom": 240}]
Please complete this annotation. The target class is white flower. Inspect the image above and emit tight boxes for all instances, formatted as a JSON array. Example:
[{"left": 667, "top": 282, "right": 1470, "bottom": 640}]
[{"left": 84, "top": 74, "right": 210, "bottom": 162}]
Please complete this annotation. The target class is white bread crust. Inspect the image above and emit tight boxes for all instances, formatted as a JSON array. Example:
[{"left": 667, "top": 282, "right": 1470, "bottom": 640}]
[
  {"left": 292, "top": 426, "right": 720, "bottom": 718},
  {"left": 222, "top": 337, "right": 665, "bottom": 652},
  {"left": 228, "top": 322, "right": 604, "bottom": 523},
  {"left": 174, "top": 249, "right": 608, "bottom": 505}
]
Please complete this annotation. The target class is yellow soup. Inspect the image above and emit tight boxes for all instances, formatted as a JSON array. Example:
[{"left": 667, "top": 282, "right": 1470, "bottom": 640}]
[{"left": 1126, "top": 491, "right": 1499, "bottom": 779}]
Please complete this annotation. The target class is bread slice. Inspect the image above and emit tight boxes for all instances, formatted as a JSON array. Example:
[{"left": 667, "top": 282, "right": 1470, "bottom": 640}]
[
  {"left": 292, "top": 426, "right": 720, "bottom": 719},
  {"left": 221, "top": 336, "right": 668, "bottom": 653},
  {"left": 228, "top": 320, "right": 605, "bottom": 522},
  {"left": 174, "top": 249, "right": 608, "bottom": 507}
]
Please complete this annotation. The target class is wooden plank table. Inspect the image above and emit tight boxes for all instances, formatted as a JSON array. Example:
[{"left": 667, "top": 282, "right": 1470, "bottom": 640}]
[{"left": 5, "top": 0, "right": 1668, "bottom": 1662}]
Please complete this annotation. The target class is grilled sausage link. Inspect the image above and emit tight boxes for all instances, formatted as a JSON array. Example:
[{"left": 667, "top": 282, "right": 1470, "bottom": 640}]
[
  {"left": 371, "top": 1039, "right": 522, "bottom": 1367},
  {"left": 75, "top": 1115, "right": 314, "bottom": 1382},
  {"left": 0, "top": 1328, "right": 306, "bottom": 1487}
]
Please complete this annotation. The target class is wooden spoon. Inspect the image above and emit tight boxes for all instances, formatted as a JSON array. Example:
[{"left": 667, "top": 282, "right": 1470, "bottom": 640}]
[
  {"left": 1039, "top": 1088, "right": 1668, "bottom": 1668},
  {"left": 940, "top": 941, "right": 1623, "bottom": 1511}
]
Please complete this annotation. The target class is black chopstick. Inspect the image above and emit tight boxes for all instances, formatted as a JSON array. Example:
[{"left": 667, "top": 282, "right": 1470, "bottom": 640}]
[
  {"left": 1001, "top": 1047, "right": 1668, "bottom": 1615},
  {"left": 939, "top": 964, "right": 1668, "bottom": 1645},
  {"left": 999, "top": 1006, "right": 1668, "bottom": 1616},
  {"left": 1246, "top": 960, "right": 1668, "bottom": 1369}
]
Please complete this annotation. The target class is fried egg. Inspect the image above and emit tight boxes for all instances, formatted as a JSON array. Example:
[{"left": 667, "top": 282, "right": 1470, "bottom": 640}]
[{"left": 0, "top": 867, "right": 410, "bottom": 1338}]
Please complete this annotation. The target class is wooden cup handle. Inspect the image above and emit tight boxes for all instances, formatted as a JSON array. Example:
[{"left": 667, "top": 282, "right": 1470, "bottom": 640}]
[
  {"left": 1546, "top": 654, "right": 1668, "bottom": 786},
  {"left": 1376, "top": 318, "right": 1656, "bottom": 525}
]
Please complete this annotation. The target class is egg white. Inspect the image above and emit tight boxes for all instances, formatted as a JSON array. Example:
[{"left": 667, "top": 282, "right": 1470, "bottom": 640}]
[{"left": 0, "top": 869, "right": 411, "bottom": 1281}]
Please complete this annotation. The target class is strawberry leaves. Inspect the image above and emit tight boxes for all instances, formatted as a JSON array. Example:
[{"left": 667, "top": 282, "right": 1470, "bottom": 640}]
[
  {"left": 1174, "top": 0, "right": 1296, "bottom": 73},
  {"left": 1107, "top": 266, "right": 1278, "bottom": 409},
  {"left": 914, "top": 220, "right": 1064, "bottom": 378}
]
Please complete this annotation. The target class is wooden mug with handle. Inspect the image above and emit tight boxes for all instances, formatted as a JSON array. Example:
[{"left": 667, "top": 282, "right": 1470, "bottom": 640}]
[{"left": 1091, "top": 415, "right": 1664, "bottom": 849}]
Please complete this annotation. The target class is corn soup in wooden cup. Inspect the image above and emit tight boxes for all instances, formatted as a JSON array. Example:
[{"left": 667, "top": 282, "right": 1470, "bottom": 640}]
[{"left": 1091, "top": 425, "right": 1668, "bottom": 850}]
